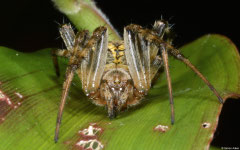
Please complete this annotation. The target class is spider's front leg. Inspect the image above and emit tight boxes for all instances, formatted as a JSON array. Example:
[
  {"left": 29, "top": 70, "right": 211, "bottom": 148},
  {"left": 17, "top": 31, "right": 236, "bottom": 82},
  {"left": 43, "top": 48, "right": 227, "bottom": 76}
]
[
  {"left": 124, "top": 22, "right": 174, "bottom": 124},
  {"left": 52, "top": 24, "right": 90, "bottom": 77},
  {"left": 52, "top": 49, "right": 71, "bottom": 77},
  {"left": 153, "top": 21, "right": 223, "bottom": 104},
  {"left": 124, "top": 21, "right": 223, "bottom": 125},
  {"left": 54, "top": 28, "right": 89, "bottom": 143},
  {"left": 52, "top": 24, "right": 76, "bottom": 77},
  {"left": 76, "top": 26, "right": 108, "bottom": 94},
  {"left": 54, "top": 25, "right": 108, "bottom": 143}
]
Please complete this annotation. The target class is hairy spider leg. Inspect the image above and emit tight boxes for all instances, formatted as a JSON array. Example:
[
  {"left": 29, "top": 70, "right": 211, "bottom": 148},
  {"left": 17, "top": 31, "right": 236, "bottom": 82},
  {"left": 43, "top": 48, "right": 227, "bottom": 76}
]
[
  {"left": 77, "top": 26, "right": 108, "bottom": 94},
  {"left": 52, "top": 49, "right": 70, "bottom": 77},
  {"left": 167, "top": 47, "right": 224, "bottom": 104},
  {"left": 52, "top": 24, "right": 76, "bottom": 77},
  {"left": 124, "top": 22, "right": 223, "bottom": 124},
  {"left": 124, "top": 23, "right": 176, "bottom": 124},
  {"left": 54, "top": 25, "right": 108, "bottom": 143},
  {"left": 54, "top": 66, "right": 75, "bottom": 143},
  {"left": 155, "top": 21, "right": 224, "bottom": 104},
  {"left": 161, "top": 45, "right": 175, "bottom": 124},
  {"left": 54, "top": 29, "right": 88, "bottom": 143},
  {"left": 154, "top": 20, "right": 175, "bottom": 124},
  {"left": 52, "top": 24, "right": 90, "bottom": 77}
]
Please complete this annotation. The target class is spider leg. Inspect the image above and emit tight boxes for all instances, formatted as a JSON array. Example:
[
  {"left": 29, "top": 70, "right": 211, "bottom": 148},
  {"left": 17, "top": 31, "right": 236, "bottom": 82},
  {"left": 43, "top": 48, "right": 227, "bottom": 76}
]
[
  {"left": 161, "top": 45, "right": 175, "bottom": 124},
  {"left": 54, "top": 28, "right": 90, "bottom": 143},
  {"left": 153, "top": 21, "right": 223, "bottom": 104},
  {"left": 54, "top": 65, "right": 75, "bottom": 143},
  {"left": 167, "top": 46, "right": 224, "bottom": 104},
  {"left": 125, "top": 24, "right": 176, "bottom": 124},
  {"left": 59, "top": 24, "right": 76, "bottom": 52},
  {"left": 55, "top": 27, "right": 107, "bottom": 142},
  {"left": 124, "top": 27, "right": 151, "bottom": 92},
  {"left": 52, "top": 22, "right": 90, "bottom": 77},
  {"left": 52, "top": 49, "right": 71, "bottom": 77},
  {"left": 125, "top": 23, "right": 223, "bottom": 125},
  {"left": 52, "top": 24, "right": 76, "bottom": 77},
  {"left": 77, "top": 26, "right": 108, "bottom": 94}
]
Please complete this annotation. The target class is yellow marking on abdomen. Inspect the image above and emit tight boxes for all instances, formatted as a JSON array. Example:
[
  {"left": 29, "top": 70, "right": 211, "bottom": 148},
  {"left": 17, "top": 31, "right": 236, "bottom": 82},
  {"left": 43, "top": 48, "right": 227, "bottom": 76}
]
[{"left": 108, "top": 42, "right": 125, "bottom": 64}]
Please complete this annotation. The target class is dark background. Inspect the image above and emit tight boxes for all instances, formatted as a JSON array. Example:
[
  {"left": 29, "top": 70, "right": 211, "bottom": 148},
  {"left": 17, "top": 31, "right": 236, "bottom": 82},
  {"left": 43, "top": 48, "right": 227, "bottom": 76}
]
[{"left": 0, "top": 0, "right": 239, "bottom": 147}]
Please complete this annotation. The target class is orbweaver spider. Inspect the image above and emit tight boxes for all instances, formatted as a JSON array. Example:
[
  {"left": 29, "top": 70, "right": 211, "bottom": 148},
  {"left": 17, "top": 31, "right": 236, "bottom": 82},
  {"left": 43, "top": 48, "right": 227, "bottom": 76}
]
[{"left": 52, "top": 20, "right": 223, "bottom": 142}]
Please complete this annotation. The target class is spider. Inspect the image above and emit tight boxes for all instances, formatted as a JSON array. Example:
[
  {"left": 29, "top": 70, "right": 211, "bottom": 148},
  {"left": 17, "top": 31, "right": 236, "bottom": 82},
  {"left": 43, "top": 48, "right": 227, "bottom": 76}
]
[{"left": 52, "top": 20, "right": 223, "bottom": 142}]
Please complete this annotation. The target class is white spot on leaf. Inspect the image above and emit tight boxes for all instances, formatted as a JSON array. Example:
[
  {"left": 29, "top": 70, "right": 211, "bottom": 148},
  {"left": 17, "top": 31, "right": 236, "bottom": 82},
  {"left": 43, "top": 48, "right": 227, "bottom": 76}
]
[
  {"left": 202, "top": 122, "right": 211, "bottom": 128},
  {"left": 0, "top": 90, "right": 12, "bottom": 106},
  {"left": 76, "top": 123, "right": 104, "bottom": 150},
  {"left": 154, "top": 124, "right": 169, "bottom": 133},
  {"left": 76, "top": 139, "right": 104, "bottom": 150},
  {"left": 79, "top": 125, "right": 102, "bottom": 136},
  {"left": 15, "top": 92, "right": 23, "bottom": 99}
]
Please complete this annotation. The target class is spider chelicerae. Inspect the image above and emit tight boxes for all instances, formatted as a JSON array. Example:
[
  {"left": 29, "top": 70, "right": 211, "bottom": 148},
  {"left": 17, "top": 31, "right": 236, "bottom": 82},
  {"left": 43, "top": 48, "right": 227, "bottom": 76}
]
[{"left": 52, "top": 20, "right": 223, "bottom": 142}]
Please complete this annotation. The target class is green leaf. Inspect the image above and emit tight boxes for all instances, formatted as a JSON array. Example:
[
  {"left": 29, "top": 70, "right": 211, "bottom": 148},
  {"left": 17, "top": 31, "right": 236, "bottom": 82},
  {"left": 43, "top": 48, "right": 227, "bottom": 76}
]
[{"left": 0, "top": 34, "right": 240, "bottom": 150}]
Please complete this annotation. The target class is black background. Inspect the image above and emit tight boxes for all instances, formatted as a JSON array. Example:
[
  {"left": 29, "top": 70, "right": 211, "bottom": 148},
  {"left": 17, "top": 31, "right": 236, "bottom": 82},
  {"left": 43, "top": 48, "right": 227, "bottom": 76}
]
[{"left": 0, "top": 0, "right": 239, "bottom": 147}]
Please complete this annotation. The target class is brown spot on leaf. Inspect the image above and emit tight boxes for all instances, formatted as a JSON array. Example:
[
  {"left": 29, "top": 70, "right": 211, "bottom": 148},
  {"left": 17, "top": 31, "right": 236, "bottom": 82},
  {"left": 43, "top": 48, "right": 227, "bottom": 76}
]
[
  {"left": 0, "top": 90, "right": 12, "bottom": 106},
  {"left": 0, "top": 89, "right": 23, "bottom": 123},
  {"left": 74, "top": 123, "right": 104, "bottom": 150},
  {"left": 63, "top": 123, "right": 105, "bottom": 149}
]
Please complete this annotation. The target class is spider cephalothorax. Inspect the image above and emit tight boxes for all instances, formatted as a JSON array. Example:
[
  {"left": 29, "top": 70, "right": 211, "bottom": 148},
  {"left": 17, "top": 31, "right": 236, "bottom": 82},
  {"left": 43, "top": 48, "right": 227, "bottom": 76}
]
[{"left": 53, "top": 20, "right": 223, "bottom": 142}]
